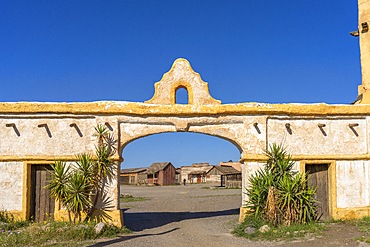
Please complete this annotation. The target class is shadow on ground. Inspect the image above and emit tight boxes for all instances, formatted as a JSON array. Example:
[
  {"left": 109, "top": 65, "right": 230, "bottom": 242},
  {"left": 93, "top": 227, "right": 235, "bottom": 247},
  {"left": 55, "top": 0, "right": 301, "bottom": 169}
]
[
  {"left": 89, "top": 208, "right": 239, "bottom": 246},
  {"left": 87, "top": 228, "right": 180, "bottom": 247},
  {"left": 123, "top": 208, "right": 239, "bottom": 231}
]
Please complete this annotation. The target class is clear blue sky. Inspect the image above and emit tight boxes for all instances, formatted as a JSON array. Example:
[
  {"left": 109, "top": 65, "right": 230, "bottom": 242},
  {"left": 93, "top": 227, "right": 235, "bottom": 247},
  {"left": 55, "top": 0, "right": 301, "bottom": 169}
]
[{"left": 0, "top": 1, "right": 361, "bottom": 168}]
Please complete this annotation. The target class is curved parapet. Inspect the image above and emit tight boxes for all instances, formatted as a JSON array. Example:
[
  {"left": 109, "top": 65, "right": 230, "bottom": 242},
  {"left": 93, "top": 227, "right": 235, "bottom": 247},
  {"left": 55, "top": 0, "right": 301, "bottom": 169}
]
[{"left": 145, "top": 58, "right": 221, "bottom": 105}]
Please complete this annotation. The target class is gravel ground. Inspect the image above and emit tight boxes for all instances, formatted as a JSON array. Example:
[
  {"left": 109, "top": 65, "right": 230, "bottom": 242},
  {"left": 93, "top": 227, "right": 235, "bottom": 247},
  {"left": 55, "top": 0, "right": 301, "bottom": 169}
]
[{"left": 91, "top": 184, "right": 368, "bottom": 247}]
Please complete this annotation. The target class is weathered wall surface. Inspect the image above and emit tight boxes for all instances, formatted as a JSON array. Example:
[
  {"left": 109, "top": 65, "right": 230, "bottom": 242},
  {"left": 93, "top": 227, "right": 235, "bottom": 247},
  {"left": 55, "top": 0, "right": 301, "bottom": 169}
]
[
  {"left": 145, "top": 59, "right": 221, "bottom": 105},
  {"left": 336, "top": 161, "right": 370, "bottom": 208},
  {"left": 0, "top": 115, "right": 121, "bottom": 223},
  {"left": 118, "top": 115, "right": 263, "bottom": 154},
  {"left": 0, "top": 162, "right": 23, "bottom": 211},
  {"left": 358, "top": 0, "right": 370, "bottom": 103},
  {"left": 0, "top": 116, "right": 98, "bottom": 156},
  {"left": 3, "top": 105, "right": 370, "bottom": 224},
  {"left": 267, "top": 118, "right": 367, "bottom": 155}
]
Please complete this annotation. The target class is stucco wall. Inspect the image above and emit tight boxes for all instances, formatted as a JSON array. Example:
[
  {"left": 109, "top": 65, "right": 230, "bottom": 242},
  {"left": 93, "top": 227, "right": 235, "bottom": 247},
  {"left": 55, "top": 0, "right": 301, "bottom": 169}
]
[
  {"left": 336, "top": 161, "right": 370, "bottom": 208},
  {"left": 0, "top": 162, "right": 23, "bottom": 211},
  {"left": 267, "top": 118, "right": 367, "bottom": 155},
  {"left": 2, "top": 112, "right": 370, "bottom": 220},
  {"left": 0, "top": 117, "right": 98, "bottom": 156}
]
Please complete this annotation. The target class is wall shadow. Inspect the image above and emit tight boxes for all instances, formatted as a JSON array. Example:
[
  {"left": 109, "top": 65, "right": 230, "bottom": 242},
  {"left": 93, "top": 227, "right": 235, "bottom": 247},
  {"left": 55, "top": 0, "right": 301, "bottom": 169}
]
[
  {"left": 123, "top": 208, "right": 239, "bottom": 231},
  {"left": 89, "top": 208, "right": 239, "bottom": 246},
  {"left": 88, "top": 228, "right": 180, "bottom": 247}
]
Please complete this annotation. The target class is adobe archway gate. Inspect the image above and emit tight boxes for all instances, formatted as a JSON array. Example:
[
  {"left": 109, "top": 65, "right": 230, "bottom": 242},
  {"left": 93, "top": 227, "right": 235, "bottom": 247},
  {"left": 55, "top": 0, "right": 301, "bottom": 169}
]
[{"left": 2, "top": 57, "right": 370, "bottom": 226}]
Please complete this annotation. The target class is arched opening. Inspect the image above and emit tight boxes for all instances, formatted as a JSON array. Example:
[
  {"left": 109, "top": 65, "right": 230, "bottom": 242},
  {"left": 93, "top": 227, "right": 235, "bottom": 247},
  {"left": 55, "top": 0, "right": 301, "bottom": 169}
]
[
  {"left": 122, "top": 132, "right": 241, "bottom": 169},
  {"left": 120, "top": 132, "right": 243, "bottom": 235},
  {"left": 175, "top": 86, "right": 189, "bottom": 104}
]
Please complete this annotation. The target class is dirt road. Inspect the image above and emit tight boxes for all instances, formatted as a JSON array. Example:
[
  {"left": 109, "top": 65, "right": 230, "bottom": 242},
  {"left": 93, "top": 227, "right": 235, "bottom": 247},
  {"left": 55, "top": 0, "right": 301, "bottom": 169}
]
[{"left": 92, "top": 184, "right": 368, "bottom": 247}]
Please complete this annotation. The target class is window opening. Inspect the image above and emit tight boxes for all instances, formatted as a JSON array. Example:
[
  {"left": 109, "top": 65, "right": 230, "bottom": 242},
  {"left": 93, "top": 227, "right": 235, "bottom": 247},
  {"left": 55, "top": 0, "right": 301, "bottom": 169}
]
[{"left": 175, "top": 87, "right": 188, "bottom": 104}]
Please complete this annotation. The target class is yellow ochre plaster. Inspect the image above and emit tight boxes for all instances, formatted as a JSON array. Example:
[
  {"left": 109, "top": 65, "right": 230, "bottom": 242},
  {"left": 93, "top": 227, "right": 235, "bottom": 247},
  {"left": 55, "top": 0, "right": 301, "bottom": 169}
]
[
  {"left": 2, "top": 101, "right": 370, "bottom": 116},
  {"left": 0, "top": 155, "right": 121, "bottom": 162},
  {"left": 170, "top": 81, "right": 194, "bottom": 105},
  {"left": 240, "top": 154, "right": 370, "bottom": 163},
  {"left": 357, "top": 0, "right": 370, "bottom": 103}
]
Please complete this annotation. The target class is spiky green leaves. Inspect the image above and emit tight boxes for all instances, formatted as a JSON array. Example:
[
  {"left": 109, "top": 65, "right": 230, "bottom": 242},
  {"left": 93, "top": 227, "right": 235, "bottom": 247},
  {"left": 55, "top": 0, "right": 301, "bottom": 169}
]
[
  {"left": 48, "top": 124, "right": 117, "bottom": 223},
  {"left": 246, "top": 144, "right": 318, "bottom": 226},
  {"left": 47, "top": 161, "right": 70, "bottom": 206}
]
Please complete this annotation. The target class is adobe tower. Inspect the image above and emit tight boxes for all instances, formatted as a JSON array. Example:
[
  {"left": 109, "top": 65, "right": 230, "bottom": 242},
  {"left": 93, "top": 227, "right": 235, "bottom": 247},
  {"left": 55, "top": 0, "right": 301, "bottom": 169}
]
[{"left": 358, "top": 0, "right": 370, "bottom": 103}]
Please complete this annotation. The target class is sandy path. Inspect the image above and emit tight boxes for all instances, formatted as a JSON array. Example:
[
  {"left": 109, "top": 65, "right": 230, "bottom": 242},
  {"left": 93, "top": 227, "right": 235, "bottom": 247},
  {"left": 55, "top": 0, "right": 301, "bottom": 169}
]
[{"left": 92, "top": 184, "right": 366, "bottom": 247}]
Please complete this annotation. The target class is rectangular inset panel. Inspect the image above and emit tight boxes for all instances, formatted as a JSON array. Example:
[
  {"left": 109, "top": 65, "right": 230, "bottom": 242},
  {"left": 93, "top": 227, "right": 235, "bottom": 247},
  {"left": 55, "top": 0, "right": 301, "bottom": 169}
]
[
  {"left": 0, "top": 162, "right": 23, "bottom": 210},
  {"left": 0, "top": 117, "right": 97, "bottom": 156},
  {"left": 267, "top": 118, "right": 367, "bottom": 155},
  {"left": 336, "top": 161, "right": 370, "bottom": 208}
]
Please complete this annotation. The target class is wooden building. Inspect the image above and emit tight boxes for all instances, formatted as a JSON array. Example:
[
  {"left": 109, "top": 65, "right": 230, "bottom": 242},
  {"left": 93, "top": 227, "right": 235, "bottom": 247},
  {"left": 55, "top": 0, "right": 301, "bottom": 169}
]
[
  {"left": 120, "top": 168, "right": 147, "bottom": 185},
  {"left": 146, "top": 162, "right": 176, "bottom": 186},
  {"left": 181, "top": 163, "right": 213, "bottom": 184},
  {"left": 219, "top": 161, "right": 241, "bottom": 171},
  {"left": 207, "top": 165, "right": 242, "bottom": 188},
  {"left": 175, "top": 168, "right": 182, "bottom": 184},
  {"left": 188, "top": 170, "right": 207, "bottom": 183}
]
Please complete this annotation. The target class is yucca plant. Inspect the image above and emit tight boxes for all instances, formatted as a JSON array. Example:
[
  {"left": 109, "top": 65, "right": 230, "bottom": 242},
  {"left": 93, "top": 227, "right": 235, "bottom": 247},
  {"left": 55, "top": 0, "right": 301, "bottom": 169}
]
[
  {"left": 277, "top": 172, "right": 317, "bottom": 224},
  {"left": 84, "top": 125, "right": 117, "bottom": 222},
  {"left": 75, "top": 154, "right": 95, "bottom": 183},
  {"left": 245, "top": 144, "right": 317, "bottom": 226},
  {"left": 264, "top": 143, "right": 295, "bottom": 179},
  {"left": 245, "top": 169, "right": 273, "bottom": 216},
  {"left": 64, "top": 172, "right": 92, "bottom": 223},
  {"left": 47, "top": 161, "right": 70, "bottom": 201},
  {"left": 48, "top": 124, "right": 117, "bottom": 223},
  {"left": 46, "top": 161, "right": 72, "bottom": 221}
]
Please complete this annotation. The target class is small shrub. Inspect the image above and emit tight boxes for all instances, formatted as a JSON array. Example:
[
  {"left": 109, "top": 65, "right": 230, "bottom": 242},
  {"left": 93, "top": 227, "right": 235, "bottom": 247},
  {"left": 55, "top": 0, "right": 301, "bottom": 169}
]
[
  {"left": 233, "top": 214, "right": 325, "bottom": 241},
  {"left": 0, "top": 210, "right": 29, "bottom": 231},
  {"left": 0, "top": 219, "right": 131, "bottom": 247},
  {"left": 99, "top": 224, "right": 132, "bottom": 237},
  {"left": 120, "top": 195, "right": 148, "bottom": 203},
  {"left": 348, "top": 216, "right": 370, "bottom": 243}
]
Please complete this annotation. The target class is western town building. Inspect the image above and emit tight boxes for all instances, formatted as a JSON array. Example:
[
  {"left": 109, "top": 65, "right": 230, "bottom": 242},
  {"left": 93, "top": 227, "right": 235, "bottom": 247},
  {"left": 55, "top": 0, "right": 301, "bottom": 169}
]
[
  {"left": 120, "top": 168, "right": 147, "bottom": 185},
  {"left": 146, "top": 162, "right": 176, "bottom": 186},
  {"left": 206, "top": 165, "right": 242, "bottom": 188},
  {"left": 180, "top": 163, "right": 212, "bottom": 184},
  {"left": 0, "top": 0, "right": 370, "bottom": 226}
]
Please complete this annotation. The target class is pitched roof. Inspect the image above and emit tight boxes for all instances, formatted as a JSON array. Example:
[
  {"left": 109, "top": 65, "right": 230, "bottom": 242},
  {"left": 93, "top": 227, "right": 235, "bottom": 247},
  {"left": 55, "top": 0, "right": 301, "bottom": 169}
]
[
  {"left": 189, "top": 170, "right": 208, "bottom": 175},
  {"left": 192, "top": 162, "right": 210, "bottom": 167},
  {"left": 209, "top": 165, "right": 241, "bottom": 175},
  {"left": 120, "top": 167, "right": 147, "bottom": 174},
  {"left": 147, "top": 162, "right": 172, "bottom": 173}
]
